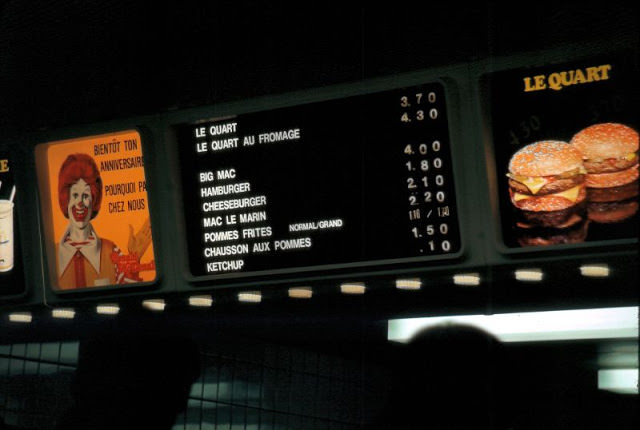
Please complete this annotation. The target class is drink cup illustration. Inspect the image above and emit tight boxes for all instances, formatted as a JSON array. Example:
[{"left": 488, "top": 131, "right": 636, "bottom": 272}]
[{"left": 0, "top": 199, "right": 14, "bottom": 272}]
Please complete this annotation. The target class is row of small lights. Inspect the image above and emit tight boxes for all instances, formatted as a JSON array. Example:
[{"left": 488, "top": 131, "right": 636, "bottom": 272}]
[{"left": 5, "top": 264, "right": 612, "bottom": 323}]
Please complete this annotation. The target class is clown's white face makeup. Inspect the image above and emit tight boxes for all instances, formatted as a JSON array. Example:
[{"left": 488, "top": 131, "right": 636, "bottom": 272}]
[{"left": 68, "top": 179, "right": 93, "bottom": 231}]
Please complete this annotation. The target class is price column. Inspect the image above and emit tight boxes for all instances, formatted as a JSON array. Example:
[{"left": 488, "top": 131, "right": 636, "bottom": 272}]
[{"left": 400, "top": 86, "right": 458, "bottom": 255}]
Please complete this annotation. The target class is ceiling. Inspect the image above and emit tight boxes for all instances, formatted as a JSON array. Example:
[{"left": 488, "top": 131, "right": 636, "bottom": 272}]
[{"left": 1, "top": 2, "right": 638, "bottom": 132}]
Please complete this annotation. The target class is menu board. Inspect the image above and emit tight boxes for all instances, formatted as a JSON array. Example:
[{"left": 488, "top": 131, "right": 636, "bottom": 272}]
[
  {"left": 177, "top": 82, "right": 461, "bottom": 279},
  {"left": 35, "top": 130, "right": 157, "bottom": 291},
  {"left": 0, "top": 151, "right": 24, "bottom": 296},
  {"left": 487, "top": 54, "right": 639, "bottom": 248}
]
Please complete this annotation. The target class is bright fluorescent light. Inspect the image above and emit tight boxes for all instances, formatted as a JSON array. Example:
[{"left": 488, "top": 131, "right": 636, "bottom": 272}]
[
  {"left": 52, "top": 308, "right": 75, "bottom": 319},
  {"left": 453, "top": 273, "right": 480, "bottom": 286},
  {"left": 396, "top": 278, "right": 422, "bottom": 290},
  {"left": 238, "top": 292, "right": 262, "bottom": 303},
  {"left": 388, "top": 306, "right": 638, "bottom": 343},
  {"left": 9, "top": 312, "right": 32, "bottom": 323},
  {"left": 96, "top": 304, "right": 120, "bottom": 315},
  {"left": 189, "top": 295, "right": 213, "bottom": 307},
  {"left": 515, "top": 268, "right": 543, "bottom": 282},
  {"left": 288, "top": 287, "right": 313, "bottom": 299},
  {"left": 142, "top": 299, "right": 165, "bottom": 311},
  {"left": 580, "top": 264, "right": 610, "bottom": 277},
  {"left": 598, "top": 369, "right": 639, "bottom": 394},
  {"left": 340, "top": 282, "right": 366, "bottom": 294}
]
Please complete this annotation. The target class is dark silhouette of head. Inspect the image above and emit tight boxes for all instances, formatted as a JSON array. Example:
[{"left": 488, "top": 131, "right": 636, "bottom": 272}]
[
  {"left": 368, "top": 323, "right": 513, "bottom": 430},
  {"left": 56, "top": 333, "right": 200, "bottom": 430}
]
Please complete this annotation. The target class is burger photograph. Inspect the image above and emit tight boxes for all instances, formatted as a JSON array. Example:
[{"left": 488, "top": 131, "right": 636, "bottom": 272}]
[
  {"left": 488, "top": 54, "right": 638, "bottom": 248},
  {"left": 506, "top": 140, "right": 589, "bottom": 246},
  {"left": 504, "top": 123, "right": 639, "bottom": 247},
  {"left": 569, "top": 122, "right": 639, "bottom": 224}
]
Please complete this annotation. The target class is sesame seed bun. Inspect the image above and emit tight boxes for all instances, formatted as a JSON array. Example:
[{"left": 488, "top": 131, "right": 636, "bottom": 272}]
[
  {"left": 570, "top": 123, "right": 638, "bottom": 160},
  {"left": 508, "top": 141, "right": 583, "bottom": 177}
]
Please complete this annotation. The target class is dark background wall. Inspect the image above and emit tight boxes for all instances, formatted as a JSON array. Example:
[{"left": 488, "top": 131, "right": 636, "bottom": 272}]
[{"left": 2, "top": 2, "right": 637, "bottom": 132}]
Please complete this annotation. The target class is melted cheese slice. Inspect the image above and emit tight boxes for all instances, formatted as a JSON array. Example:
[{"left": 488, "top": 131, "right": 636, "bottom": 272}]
[
  {"left": 624, "top": 152, "right": 637, "bottom": 162},
  {"left": 513, "top": 184, "right": 583, "bottom": 203},
  {"left": 507, "top": 174, "right": 549, "bottom": 194}
]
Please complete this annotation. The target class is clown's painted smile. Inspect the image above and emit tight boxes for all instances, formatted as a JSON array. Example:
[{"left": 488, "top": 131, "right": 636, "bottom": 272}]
[{"left": 67, "top": 179, "right": 93, "bottom": 229}]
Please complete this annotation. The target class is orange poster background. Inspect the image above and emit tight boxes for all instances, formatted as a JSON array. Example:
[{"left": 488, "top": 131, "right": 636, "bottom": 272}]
[{"left": 41, "top": 129, "right": 156, "bottom": 288}]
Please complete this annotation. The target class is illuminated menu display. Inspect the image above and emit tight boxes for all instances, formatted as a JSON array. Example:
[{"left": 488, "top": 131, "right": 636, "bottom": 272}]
[
  {"left": 177, "top": 82, "right": 461, "bottom": 278},
  {"left": 487, "top": 54, "right": 638, "bottom": 248},
  {"left": 35, "top": 130, "right": 157, "bottom": 292}
]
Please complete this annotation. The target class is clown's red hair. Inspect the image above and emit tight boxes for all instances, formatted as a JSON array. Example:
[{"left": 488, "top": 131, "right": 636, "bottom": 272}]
[{"left": 58, "top": 153, "right": 102, "bottom": 219}]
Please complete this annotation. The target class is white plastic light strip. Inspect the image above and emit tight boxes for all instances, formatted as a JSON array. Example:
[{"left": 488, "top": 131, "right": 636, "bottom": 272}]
[
  {"left": 453, "top": 273, "right": 480, "bottom": 286},
  {"left": 388, "top": 306, "right": 638, "bottom": 343},
  {"left": 515, "top": 268, "right": 543, "bottom": 282},
  {"left": 189, "top": 295, "right": 213, "bottom": 307},
  {"left": 396, "top": 278, "right": 422, "bottom": 290},
  {"left": 96, "top": 304, "right": 120, "bottom": 315},
  {"left": 142, "top": 299, "right": 166, "bottom": 311},
  {"left": 580, "top": 264, "right": 610, "bottom": 277},
  {"left": 288, "top": 287, "right": 313, "bottom": 299},
  {"left": 52, "top": 308, "right": 75, "bottom": 319},
  {"left": 340, "top": 282, "right": 366, "bottom": 294},
  {"left": 598, "top": 368, "right": 639, "bottom": 394},
  {"left": 238, "top": 292, "right": 262, "bottom": 303},
  {"left": 9, "top": 312, "right": 32, "bottom": 323}
]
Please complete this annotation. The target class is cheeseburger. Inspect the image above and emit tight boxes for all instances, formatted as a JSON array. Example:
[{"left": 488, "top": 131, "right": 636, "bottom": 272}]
[
  {"left": 570, "top": 123, "right": 639, "bottom": 223},
  {"left": 507, "top": 140, "right": 587, "bottom": 228}
]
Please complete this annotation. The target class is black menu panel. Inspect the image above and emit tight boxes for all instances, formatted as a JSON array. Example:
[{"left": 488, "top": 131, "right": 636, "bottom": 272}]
[{"left": 176, "top": 82, "right": 462, "bottom": 279}]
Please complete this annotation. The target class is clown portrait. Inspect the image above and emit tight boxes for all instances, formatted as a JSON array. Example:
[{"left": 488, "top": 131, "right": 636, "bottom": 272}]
[{"left": 55, "top": 153, "right": 151, "bottom": 289}]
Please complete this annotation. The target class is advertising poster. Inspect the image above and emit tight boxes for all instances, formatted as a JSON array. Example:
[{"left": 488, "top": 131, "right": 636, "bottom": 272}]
[
  {"left": 36, "top": 130, "right": 156, "bottom": 291},
  {"left": 0, "top": 150, "right": 25, "bottom": 296},
  {"left": 486, "top": 54, "right": 638, "bottom": 248}
]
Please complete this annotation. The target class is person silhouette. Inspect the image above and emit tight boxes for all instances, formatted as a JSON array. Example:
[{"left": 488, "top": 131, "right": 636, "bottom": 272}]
[
  {"left": 366, "top": 323, "right": 514, "bottom": 430},
  {"left": 55, "top": 332, "right": 201, "bottom": 430}
]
